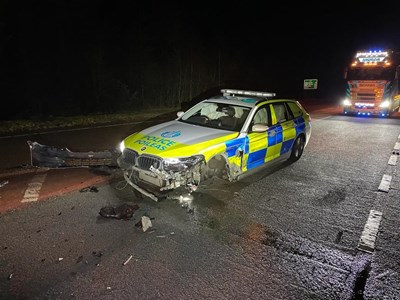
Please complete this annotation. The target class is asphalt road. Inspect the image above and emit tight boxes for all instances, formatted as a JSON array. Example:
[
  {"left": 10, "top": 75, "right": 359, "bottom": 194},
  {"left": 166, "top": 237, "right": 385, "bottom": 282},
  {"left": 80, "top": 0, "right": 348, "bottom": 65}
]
[{"left": 1, "top": 104, "right": 400, "bottom": 299}]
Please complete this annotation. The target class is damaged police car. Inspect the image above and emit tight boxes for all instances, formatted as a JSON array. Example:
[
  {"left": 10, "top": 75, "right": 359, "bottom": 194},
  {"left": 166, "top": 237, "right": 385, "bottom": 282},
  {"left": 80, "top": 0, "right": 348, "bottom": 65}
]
[{"left": 117, "top": 89, "right": 311, "bottom": 201}]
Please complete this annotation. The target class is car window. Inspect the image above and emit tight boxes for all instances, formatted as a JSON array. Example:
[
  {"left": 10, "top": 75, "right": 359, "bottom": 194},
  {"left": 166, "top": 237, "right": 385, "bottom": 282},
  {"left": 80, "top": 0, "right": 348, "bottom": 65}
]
[
  {"left": 284, "top": 102, "right": 294, "bottom": 120},
  {"left": 249, "top": 104, "right": 271, "bottom": 130},
  {"left": 287, "top": 102, "right": 304, "bottom": 118},
  {"left": 272, "top": 103, "right": 289, "bottom": 124}
]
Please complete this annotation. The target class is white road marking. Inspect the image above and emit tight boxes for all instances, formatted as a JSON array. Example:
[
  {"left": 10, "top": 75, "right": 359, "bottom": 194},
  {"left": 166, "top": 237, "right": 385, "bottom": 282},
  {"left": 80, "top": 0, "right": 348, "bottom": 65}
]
[
  {"left": 21, "top": 173, "right": 47, "bottom": 202},
  {"left": 388, "top": 155, "right": 398, "bottom": 166},
  {"left": 358, "top": 210, "right": 383, "bottom": 253},
  {"left": 378, "top": 174, "right": 392, "bottom": 193},
  {"left": 394, "top": 142, "right": 400, "bottom": 150}
]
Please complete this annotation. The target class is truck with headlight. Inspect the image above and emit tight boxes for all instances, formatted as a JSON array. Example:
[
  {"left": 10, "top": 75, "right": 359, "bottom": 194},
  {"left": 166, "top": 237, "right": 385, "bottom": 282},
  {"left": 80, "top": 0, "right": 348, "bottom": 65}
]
[{"left": 342, "top": 49, "right": 400, "bottom": 116}]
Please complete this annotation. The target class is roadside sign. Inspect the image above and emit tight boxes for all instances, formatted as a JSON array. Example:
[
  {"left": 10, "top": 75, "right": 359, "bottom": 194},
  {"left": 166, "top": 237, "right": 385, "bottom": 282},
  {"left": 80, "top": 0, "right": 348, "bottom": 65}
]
[{"left": 304, "top": 79, "right": 318, "bottom": 90}]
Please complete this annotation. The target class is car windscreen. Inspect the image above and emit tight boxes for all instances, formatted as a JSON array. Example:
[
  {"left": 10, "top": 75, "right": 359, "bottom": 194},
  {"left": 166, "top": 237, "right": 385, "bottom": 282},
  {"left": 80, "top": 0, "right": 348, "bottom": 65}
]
[{"left": 179, "top": 102, "right": 251, "bottom": 132}]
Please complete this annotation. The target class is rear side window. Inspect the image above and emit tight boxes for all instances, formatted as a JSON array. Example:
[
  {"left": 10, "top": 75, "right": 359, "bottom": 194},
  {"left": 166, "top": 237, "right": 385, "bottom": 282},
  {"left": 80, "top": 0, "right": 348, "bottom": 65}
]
[{"left": 287, "top": 102, "right": 304, "bottom": 118}]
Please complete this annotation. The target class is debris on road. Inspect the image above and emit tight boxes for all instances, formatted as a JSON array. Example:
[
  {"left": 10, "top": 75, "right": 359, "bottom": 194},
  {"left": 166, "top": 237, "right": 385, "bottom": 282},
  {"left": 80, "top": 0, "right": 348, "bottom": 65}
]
[
  {"left": 80, "top": 186, "right": 99, "bottom": 193},
  {"left": 58, "top": 258, "right": 63, "bottom": 262},
  {"left": 123, "top": 255, "right": 133, "bottom": 266},
  {"left": 135, "top": 215, "right": 153, "bottom": 232},
  {"left": 0, "top": 180, "right": 9, "bottom": 188},
  {"left": 156, "top": 232, "right": 175, "bottom": 238},
  {"left": 92, "top": 251, "right": 103, "bottom": 258},
  {"left": 99, "top": 203, "right": 139, "bottom": 220},
  {"left": 27, "top": 140, "right": 119, "bottom": 168},
  {"left": 7, "top": 273, "right": 13, "bottom": 280}
]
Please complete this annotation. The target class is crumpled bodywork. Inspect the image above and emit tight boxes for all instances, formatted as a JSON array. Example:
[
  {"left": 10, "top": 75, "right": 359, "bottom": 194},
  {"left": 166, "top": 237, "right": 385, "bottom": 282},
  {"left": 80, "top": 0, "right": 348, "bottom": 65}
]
[
  {"left": 28, "top": 141, "right": 119, "bottom": 168},
  {"left": 117, "top": 152, "right": 207, "bottom": 201}
]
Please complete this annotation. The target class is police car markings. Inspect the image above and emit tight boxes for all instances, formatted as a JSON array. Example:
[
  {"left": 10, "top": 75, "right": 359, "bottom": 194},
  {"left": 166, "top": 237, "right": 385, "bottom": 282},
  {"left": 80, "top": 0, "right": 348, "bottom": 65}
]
[
  {"left": 357, "top": 209, "right": 383, "bottom": 253},
  {"left": 135, "top": 135, "right": 176, "bottom": 151},
  {"left": 21, "top": 172, "right": 48, "bottom": 202}
]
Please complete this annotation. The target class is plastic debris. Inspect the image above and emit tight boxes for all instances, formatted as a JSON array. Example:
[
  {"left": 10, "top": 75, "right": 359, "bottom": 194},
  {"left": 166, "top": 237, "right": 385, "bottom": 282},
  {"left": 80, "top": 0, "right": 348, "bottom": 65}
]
[
  {"left": 8, "top": 273, "right": 13, "bottom": 280},
  {"left": 141, "top": 216, "right": 152, "bottom": 232},
  {"left": 58, "top": 258, "right": 63, "bottom": 262},
  {"left": 80, "top": 186, "right": 99, "bottom": 193},
  {"left": 123, "top": 255, "right": 133, "bottom": 266},
  {"left": 135, "top": 215, "right": 153, "bottom": 232},
  {"left": 92, "top": 251, "right": 103, "bottom": 257},
  {"left": 0, "top": 180, "right": 9, "bottom": 188},
  {"left": 99, "top": 203, "right": 139, "bottom": 220}
]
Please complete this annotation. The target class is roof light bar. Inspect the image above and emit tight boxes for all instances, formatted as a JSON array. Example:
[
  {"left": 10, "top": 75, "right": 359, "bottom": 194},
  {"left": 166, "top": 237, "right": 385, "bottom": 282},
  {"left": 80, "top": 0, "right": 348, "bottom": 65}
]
[{"left": 221, "top": 89, "right": 276, "bottom": 98}]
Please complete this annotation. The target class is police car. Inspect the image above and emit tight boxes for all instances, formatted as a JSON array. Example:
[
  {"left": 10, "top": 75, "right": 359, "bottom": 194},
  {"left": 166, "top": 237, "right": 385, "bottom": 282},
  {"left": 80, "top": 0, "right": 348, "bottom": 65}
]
[{"left": 117, "top": 89, "right": 311, "bottom": 201}]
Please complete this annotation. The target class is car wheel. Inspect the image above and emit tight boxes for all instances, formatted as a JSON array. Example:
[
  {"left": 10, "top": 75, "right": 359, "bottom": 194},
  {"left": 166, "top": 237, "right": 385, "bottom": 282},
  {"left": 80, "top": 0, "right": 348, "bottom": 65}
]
[{"left": 289, "top": 135, "right": 305, "bottom": 162}]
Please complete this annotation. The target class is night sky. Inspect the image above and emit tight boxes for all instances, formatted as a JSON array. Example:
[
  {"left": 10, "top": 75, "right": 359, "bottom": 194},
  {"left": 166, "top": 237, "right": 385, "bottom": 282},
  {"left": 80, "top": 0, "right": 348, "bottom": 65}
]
[{"left": 1, "top": 0, "right": 399, "bottom": 119}]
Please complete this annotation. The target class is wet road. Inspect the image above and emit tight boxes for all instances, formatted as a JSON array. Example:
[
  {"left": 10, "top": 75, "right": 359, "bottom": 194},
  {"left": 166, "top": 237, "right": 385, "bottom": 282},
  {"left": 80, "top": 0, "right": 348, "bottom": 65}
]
[{"left": 1, "top": 105, "right": 400, "bottom": 299}]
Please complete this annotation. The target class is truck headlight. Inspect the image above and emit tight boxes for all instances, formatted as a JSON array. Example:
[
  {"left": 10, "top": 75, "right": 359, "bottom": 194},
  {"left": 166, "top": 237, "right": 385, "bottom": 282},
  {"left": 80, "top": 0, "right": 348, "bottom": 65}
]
[
  {"left": 119, "top": 141, "right": 125, "bottom": 153},
  {"left": 379, "top": 100, "right": 390, "bottom": 108},
  {"left": 163, "top": 155, "right": 205, "bottom": 172},
  {"left": 343, "top": 99, "right": 352, "bottom": 106}
]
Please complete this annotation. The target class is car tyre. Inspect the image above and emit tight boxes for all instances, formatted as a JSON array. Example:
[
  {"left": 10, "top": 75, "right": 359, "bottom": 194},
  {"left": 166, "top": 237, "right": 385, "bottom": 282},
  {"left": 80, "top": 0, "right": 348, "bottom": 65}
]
[{"left": 289, "top": 135, "right": 305, "bottom": 162}]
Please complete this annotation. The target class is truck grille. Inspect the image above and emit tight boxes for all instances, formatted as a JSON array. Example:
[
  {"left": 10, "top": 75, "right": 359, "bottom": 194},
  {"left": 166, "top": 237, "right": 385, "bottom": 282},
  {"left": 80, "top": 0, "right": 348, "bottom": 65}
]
[{"left": 122, "top": 149, "right": 162, "bottom": 170}]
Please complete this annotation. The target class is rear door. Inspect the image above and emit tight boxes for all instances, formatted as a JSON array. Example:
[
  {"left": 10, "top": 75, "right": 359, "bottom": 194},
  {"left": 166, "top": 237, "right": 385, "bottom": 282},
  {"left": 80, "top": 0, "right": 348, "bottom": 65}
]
[{"left": 270, "top": 102, "right": 297, "bottom": 156}]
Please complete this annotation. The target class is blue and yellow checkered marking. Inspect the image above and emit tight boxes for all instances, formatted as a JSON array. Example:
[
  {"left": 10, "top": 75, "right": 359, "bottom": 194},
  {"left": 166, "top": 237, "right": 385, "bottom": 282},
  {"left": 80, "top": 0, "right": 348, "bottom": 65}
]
[{"left": 224, "top": 116, "right": 306, "bottom": 171}]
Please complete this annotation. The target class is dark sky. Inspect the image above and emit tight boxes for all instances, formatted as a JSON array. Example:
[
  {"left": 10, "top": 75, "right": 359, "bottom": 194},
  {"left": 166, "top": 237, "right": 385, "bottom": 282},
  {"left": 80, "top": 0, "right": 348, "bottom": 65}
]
[{"left": 1, "top": 0, "right": 399, "bottom": 118}]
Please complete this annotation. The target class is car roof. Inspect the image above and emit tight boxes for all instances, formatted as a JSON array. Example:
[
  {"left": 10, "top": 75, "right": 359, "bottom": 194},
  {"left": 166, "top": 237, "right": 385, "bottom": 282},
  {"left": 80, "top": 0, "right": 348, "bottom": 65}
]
[{"left": 202, "top": 89, "right": 299, "bottom": 109}]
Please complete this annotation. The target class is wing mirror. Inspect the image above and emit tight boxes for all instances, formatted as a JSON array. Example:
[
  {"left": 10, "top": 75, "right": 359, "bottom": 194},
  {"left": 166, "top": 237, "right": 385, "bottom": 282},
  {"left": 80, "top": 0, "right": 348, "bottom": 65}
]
[
  {"left": 252, "top": 124, "right": 268, "bottom": 132},
  {"left": 176, "top": 111, "right": 184, "bottom": 118}
]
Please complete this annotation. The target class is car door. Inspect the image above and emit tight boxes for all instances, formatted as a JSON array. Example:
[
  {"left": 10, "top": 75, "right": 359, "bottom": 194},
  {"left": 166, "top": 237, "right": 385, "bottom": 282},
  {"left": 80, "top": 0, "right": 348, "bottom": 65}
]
[
  {"left": 270, "top": 102, "right": 297, "bottom": 156},
  {"left": 243, "top": 104, "right": 277, "bottom": 171}
]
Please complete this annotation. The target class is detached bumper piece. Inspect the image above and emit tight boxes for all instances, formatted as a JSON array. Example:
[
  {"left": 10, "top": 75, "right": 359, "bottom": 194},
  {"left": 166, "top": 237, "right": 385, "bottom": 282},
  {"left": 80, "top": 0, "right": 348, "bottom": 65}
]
[{"left": 28, "top": 141, "right": 120, "bottom": 168}]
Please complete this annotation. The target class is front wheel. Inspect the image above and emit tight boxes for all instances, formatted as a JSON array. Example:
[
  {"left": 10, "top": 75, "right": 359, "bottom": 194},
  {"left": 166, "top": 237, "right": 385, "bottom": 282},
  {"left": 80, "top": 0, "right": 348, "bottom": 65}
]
[{"left": 289, "top": 136, "right": 305, "bottom": 162}]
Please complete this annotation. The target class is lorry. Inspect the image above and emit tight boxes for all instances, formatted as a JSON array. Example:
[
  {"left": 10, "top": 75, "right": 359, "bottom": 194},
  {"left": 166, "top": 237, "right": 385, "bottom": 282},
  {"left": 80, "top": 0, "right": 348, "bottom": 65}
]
[{"left": 342, "top": 49, "right": 400, "bottom": 116}]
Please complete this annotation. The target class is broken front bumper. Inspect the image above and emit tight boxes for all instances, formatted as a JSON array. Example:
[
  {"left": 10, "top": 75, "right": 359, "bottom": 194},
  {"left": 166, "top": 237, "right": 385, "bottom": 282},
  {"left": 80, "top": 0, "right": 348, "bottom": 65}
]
[
  {"left": 28, "top": 141, "right": 120, "bottom": 168},
  {"left": 117, "top": 152, "right": 205, "bottom": 201}
]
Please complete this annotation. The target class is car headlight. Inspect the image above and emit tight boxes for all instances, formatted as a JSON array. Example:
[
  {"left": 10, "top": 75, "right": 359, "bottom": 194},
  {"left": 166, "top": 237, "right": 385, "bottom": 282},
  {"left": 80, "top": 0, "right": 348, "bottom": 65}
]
[
  {"left": 119, "top": 141, "right": 125, "bottom": 153},
  {"left": 163, "top": 155, "right": 205, "bottom": 172},
  {"left": 343, "top": 99, "right": 352, "bottom": 106},
  {"left": 379, "top": 100, "right": 390, "bottom": 108}
]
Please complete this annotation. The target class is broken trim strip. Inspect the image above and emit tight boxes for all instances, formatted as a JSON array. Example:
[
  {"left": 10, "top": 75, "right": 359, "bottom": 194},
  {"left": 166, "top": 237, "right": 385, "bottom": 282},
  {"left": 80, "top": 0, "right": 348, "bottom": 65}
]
[{"left": 123, "top": 172, "right": 158, "bottom": 202}]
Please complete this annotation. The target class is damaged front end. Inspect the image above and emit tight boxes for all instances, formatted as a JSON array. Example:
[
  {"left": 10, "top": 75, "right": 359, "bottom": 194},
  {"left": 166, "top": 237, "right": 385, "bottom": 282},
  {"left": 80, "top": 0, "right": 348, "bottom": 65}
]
[{"left": 117, "top": 149, "right": 206, "bottom": 201}]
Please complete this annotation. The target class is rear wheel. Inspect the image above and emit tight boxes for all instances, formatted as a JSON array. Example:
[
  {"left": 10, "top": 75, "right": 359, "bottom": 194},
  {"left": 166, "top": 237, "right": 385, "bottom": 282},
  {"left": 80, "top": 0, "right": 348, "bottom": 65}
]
[{"left": 289, "top": 135, "right": 305, "bottom": 162}]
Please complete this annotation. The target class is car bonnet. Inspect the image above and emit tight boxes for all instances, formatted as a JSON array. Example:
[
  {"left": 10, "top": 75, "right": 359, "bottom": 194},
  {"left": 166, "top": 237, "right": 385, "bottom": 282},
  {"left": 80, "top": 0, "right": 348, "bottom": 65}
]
[{"left": 123, "top": 120, "right": 239, "bottom": 158}]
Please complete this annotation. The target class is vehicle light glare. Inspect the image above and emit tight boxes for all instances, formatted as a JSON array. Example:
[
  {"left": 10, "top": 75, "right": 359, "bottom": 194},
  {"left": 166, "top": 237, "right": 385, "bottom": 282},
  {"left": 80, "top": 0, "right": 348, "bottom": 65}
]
[
  {"left": 343, "top": 99, "right": 352, "bottom": 106},
  {"left": 119, "top": 141, "right": 125, "bottom": 152},
  {"left": 379, "top": 100, "right": 390, "bottom": 108}
]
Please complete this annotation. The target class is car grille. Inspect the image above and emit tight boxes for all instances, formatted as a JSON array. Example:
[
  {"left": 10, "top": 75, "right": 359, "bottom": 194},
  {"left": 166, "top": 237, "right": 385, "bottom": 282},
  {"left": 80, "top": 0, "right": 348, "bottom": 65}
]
[
  {"left": 122, "top": 148, "right": 138, "bottom": 164},
  {"left": 122, "top": 149, "right": 161, "bottom": 170}
]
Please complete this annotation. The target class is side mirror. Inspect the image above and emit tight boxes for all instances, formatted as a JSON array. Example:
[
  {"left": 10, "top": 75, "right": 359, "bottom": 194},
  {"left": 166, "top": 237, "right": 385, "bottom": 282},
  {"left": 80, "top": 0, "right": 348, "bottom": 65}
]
[
  {"left": 252, "top": 124, "right": 268, "bottom": 132},
  {"left": 176, "top": 111, "right": 184, "bottom": 118}
]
